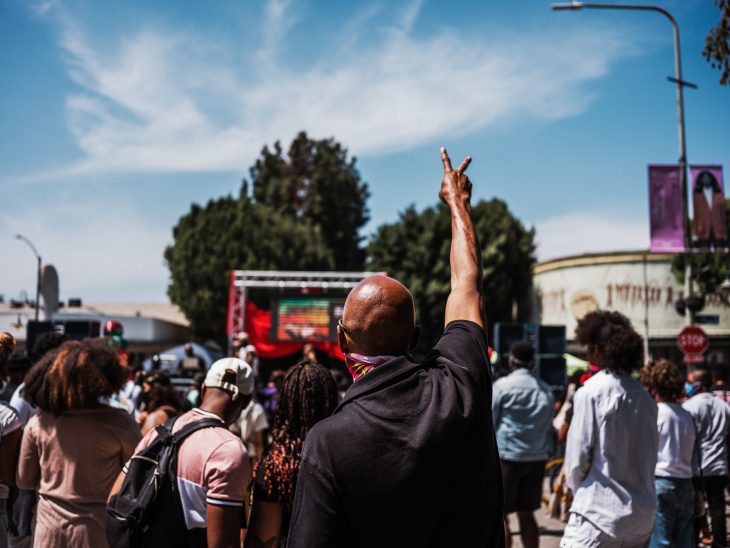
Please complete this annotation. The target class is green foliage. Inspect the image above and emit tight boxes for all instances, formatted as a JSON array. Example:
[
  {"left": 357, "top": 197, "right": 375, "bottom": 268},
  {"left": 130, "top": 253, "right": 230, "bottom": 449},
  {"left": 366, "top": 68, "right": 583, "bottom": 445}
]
[
  {"left": 704, "top": 0, "right": 730, "bottom": 85},
  {"left": 250, "top": 131, "right": 370, "bottom": 271},
  {"left": 166, "top": 132, "right": 371, "bottom": 345},
  {"left": 670, "top": 198, "right": 730, "bottom": 294},
  {"left": 164, "top": 195, "right": 334, "bottom": 344},
  {"left": 367, "top": 199, "right": 536, "bottom": 355}
]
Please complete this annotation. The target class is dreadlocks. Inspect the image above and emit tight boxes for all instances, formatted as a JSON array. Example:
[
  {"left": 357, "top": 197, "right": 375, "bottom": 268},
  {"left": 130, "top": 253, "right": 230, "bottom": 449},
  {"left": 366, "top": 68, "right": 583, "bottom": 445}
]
[
  {"left": 255, "top": 359, "right": 338, "bottom": 512},
  {"left": 23, "top": 338, "right": 126, "bottom": 416}
]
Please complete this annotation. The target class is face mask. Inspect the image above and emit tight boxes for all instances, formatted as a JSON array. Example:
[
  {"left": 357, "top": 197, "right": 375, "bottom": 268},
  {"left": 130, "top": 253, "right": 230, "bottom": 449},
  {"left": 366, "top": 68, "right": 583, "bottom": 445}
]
[
  {"left": 684, "top": 381, "right": 701, "bottom": 398},
  {"left": 343, "top": 352, "right": 396, "bottom": 381}
]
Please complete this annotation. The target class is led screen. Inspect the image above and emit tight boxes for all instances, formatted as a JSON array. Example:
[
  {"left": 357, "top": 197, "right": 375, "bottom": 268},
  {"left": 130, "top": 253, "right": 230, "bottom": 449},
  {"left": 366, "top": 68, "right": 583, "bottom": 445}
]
[{"left": 270, "top": 297, "right": 346, "bottom": 342}]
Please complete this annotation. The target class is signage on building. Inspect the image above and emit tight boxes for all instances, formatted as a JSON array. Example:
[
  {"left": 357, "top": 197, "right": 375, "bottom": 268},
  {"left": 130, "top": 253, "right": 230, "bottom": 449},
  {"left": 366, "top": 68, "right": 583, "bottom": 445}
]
[{"left": 677, "top": 325, "right": 709, "bottom": 362}]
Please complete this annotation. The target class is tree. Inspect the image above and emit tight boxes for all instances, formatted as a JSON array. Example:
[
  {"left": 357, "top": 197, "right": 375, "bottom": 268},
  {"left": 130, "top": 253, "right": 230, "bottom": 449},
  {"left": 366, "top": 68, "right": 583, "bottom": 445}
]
[
  {"left": 164, "top": 193, "right": 334, "bottom": 345},
  {"left": 670, "top": 198, "right": 730, "bottom": 295},
  {"left": 704, "top": 0, "right": 730, "bottom": 85},
  {"left": 367, "top": 199, "right": 536, "bottom": 355},
  {"left": 250, "top": 131, "right": 371, "bottom": 271}
]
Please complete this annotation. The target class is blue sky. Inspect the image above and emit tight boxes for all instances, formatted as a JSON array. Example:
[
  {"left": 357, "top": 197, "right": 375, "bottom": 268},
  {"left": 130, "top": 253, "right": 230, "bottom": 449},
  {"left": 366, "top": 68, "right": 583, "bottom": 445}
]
[{"left": 1, "top": 0, "right": 728, "bottom": 303}]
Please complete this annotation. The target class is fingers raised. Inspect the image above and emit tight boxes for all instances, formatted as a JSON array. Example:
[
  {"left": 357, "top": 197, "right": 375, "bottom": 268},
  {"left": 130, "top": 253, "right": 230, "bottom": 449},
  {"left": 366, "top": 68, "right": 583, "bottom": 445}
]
[
  {"left": 440, "top": 147, "right": 453, "bottom": 174},
  {"left": 457, "top": 157, "right": 472, "bottom": 174}
]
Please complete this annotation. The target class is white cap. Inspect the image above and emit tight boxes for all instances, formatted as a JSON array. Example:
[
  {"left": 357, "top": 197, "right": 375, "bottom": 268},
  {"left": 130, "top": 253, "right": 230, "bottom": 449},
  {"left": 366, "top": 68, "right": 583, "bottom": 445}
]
[{"left": 204, "top": 357, "right": 253, "bottom": 400}]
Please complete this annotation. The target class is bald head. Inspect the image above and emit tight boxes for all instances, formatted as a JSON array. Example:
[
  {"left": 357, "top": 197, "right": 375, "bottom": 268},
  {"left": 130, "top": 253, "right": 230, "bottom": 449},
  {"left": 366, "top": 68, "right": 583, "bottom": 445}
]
[{"left": 339, "top": 275, "right": 420, "bottom": 357}]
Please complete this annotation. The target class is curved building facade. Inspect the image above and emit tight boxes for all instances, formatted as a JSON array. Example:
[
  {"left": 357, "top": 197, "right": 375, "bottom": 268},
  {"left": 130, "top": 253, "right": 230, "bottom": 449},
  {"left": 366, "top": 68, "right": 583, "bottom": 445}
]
[{"left": 532, "top": 251, "right": 730, "bottom": 367}]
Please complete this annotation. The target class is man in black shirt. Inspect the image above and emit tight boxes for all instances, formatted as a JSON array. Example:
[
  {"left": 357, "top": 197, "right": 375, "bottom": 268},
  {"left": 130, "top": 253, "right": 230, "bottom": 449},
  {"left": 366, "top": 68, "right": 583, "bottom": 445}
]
[{"left": 288, "top": 148, "right": 504, "bottom": 548}]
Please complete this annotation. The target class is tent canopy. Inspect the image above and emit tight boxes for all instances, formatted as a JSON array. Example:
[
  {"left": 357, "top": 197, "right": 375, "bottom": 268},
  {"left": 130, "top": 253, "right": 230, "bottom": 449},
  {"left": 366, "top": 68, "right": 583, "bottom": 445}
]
[{"left": 141, "top": 342, "right": 224, "bottom": 372}]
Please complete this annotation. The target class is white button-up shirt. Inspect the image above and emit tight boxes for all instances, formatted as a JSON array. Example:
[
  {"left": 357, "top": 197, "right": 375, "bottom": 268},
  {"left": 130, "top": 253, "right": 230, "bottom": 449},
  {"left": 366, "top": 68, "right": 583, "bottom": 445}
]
[{"left": 565, "top": 370, "right": 658, "bottom": 542}]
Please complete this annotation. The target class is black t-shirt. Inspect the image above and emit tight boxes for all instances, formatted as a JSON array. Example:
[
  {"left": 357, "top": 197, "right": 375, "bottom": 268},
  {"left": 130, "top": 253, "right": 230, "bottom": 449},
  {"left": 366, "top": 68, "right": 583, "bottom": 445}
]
[
  {"left": 288, "top": 320, "right": 504, "bottom": 548},
  {"left": 252, "top": 452, "right": 293, "bottom": 538}
]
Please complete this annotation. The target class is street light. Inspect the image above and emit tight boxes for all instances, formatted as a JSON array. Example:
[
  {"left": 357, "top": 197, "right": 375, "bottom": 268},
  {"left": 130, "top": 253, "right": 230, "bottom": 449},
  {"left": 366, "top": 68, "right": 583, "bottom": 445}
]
[
  {"left": 15, "top": 234, "right": 41, "bottom": 322},
  {"left": 552, "top": 1, "right": 697, "bottom": 325}
]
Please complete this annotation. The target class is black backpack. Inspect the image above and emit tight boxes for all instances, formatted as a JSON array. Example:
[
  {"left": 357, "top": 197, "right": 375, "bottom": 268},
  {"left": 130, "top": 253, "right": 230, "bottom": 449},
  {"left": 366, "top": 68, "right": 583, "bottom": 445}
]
[{"left": 106, "top": 416, "right": 226, "bottom": 548}]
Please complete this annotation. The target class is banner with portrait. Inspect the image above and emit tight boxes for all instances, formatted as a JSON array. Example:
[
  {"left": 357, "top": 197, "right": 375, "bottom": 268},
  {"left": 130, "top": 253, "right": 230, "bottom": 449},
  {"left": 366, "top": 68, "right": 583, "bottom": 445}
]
[{"left": 691, "top": 165, "right": 726, "bottom": 251}]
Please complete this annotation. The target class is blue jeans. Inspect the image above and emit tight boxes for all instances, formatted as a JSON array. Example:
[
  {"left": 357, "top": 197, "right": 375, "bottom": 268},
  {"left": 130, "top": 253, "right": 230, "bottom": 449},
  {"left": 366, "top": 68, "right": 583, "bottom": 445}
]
[{"left": 650, "top": 477, "right": 694, "bottom": 548}]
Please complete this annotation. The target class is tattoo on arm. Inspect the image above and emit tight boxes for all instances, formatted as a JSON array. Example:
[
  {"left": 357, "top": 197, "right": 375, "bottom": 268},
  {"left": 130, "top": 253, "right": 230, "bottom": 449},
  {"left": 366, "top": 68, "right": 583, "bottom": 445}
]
[{"left": 251, "top": 534, "right": 276, "bottom": 548}]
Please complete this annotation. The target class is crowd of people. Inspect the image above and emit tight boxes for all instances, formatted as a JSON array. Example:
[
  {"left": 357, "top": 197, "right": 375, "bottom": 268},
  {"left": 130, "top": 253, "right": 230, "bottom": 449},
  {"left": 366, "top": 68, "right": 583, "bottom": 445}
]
[{"left": 2, "top": 149, "right": 728, "bottom": 548}]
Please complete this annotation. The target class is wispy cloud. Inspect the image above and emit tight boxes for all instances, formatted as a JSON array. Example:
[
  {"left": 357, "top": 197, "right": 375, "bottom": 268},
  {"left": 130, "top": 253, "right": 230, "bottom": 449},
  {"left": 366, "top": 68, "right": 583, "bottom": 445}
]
[
  {"left": 16, "top": 1, "right": 633, "bottom": 182},
  {"left": 533, "top": 211, "right": 650, "bottom": 262}
]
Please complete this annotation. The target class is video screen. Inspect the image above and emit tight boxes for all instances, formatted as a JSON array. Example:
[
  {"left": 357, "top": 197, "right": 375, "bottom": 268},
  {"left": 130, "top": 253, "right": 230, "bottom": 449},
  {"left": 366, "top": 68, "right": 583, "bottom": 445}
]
[{"left": 270, "top": 297, "right": 346, "bottom": 342}]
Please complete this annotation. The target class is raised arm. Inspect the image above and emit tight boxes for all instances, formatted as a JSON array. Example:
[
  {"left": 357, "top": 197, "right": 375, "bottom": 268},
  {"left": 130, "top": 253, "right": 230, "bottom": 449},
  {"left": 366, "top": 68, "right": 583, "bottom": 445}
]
[{"left": 439, "top": 147, "right": 486, "bottom": 332}]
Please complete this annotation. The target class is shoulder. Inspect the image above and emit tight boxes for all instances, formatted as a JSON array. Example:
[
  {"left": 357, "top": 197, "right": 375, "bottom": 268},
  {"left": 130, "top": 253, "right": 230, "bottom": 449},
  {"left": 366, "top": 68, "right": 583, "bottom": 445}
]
[
  {"left": 300, "top": 415, "right": 343, "bottom": 464},
  {"left": 427, "top": 320, "right": 490, "bottom": 377},
  {"left": 437, "top": 320, "right": 488, "bottom": 348},
  {"left": 178, "top": 411, "right": 245, "bottom": 458}
]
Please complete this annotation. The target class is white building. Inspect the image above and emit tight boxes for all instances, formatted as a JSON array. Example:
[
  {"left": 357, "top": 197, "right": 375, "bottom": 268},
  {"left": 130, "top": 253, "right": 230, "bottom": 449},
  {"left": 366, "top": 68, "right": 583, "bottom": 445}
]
[{"left": 532, "top": 251, "right": 730, "bottom": 367}]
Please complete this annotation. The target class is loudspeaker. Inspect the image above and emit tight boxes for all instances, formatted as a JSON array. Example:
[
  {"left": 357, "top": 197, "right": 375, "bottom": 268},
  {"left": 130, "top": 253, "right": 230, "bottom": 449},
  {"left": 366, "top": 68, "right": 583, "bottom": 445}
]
[
  {"left": 535, "top": 325, "right": 566, "bottom": 356},
  {"left": 26, "top": 320, "right": 102, "bottom": 353},
  {"left": 494, "top": 323, "right": 527, "bottom": 354},
  {"left": 536, "top": 356, "right": 567, "bottom": 389}
]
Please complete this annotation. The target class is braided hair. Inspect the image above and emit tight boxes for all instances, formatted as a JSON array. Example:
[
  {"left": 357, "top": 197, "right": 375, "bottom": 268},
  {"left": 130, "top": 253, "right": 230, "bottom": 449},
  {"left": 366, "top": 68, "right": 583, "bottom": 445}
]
[
  {"left": 255, "top": 359, "right": 338, "bottom": 512},
  {"left": 23, "top": 338, "right": 126, "bottom": 416}
]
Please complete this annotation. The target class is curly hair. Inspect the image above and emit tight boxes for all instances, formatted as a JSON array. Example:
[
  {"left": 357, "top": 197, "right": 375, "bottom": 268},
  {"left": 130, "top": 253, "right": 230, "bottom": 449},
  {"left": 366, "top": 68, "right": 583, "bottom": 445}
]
[
  {"left": 574, "top": 311, "right": 644, "bottom": 375},
  {"left": 254, "top": 360, "right": 338, "bottom": 512},
  {"left": 23, "top": 338, "right": 126, "bottom": 416},
  {"left": 638, "top": 359, "right": 683, "bottom": 403}
]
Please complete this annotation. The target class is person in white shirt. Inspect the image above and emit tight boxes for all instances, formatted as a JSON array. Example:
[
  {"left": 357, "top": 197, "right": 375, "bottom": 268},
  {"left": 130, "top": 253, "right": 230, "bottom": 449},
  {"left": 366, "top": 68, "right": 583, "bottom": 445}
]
[
  {"left": 639, "top": 359, "right": 696, "bottom": 548},
  {"left": 682, "top": 368, "right": 730, "bottom": 548},
  {"left": 561, "top": 311, "right": 658, "bottom": 548}
]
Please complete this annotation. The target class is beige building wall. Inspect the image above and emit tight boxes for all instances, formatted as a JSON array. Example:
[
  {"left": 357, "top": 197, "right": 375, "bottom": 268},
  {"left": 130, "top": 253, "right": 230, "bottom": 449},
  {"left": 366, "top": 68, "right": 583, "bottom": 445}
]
[{"left": 533, "top": 252, "right": 730, "bottom": 344}]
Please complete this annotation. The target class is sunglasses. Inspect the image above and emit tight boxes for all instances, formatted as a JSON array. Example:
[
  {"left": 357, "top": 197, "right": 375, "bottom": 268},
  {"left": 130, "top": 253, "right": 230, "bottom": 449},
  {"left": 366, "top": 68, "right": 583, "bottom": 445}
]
[{"left": 338, "top": 318, "right": 352, "bottom": 335}]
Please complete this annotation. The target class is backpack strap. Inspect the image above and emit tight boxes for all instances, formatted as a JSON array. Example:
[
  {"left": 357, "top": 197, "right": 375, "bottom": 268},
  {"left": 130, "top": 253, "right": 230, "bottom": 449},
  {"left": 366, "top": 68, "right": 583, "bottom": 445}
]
[
  {"left": 153, "top": 415, "right": 179, "bottom": 444},
  {"left": 173, "top": 417, "right": 226, "bottom": 444}
]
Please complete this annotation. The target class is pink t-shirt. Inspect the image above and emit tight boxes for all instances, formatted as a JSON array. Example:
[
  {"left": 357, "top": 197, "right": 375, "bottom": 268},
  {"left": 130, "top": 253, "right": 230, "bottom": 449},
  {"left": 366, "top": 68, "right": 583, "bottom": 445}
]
[{"left": 130, "top": 408, "right": 250, "bottom": 530}]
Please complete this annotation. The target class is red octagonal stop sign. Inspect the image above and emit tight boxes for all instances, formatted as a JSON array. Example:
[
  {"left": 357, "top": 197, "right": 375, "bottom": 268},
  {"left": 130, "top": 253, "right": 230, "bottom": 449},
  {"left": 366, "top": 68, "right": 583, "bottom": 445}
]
[{"left": 678, "top": 325, "right": 709, "bottom": 358}]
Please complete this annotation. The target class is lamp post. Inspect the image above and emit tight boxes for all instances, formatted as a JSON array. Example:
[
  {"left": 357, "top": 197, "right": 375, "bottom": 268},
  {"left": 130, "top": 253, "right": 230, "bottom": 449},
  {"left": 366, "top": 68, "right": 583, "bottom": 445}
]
[
  {"left": 15, "top": 235, "right": 41, "bottom": 322},
  {"left": 552, "top": 1, "right": 697, "bottom": 325}
]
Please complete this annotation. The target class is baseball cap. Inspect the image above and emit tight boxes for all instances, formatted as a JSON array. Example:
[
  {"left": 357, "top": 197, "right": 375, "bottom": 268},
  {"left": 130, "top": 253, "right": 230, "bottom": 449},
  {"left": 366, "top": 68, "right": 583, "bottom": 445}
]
[{"left": 204, "top": 357, "right": 253, "bottom": 400}]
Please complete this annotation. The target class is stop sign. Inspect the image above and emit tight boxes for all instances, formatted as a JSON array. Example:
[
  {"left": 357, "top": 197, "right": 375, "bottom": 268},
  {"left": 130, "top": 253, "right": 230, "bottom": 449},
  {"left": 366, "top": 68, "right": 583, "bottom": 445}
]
[{"left": 677, "top": 325, "right": 709, "bottom": 356}]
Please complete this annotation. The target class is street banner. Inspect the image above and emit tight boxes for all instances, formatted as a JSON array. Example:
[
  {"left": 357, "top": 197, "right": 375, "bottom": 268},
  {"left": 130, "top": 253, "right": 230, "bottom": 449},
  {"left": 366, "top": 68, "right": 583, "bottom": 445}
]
[
  {"left": 648, "top": 165, "right": 684, "bottom": 252},
  {"left": 690, "top": 165, "right": 726, "bottom": 251}
]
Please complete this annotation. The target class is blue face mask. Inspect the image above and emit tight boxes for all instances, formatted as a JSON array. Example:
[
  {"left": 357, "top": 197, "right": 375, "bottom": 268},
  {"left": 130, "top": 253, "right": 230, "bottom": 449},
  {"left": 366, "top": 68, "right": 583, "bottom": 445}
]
[{"left": 685, "top": 381, "right": 701, "bottom": 398}]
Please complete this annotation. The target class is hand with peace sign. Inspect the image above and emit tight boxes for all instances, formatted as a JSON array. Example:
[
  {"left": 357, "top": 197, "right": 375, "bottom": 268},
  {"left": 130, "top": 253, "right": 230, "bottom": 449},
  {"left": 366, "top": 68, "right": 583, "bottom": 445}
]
[
  {"left": 439, "top": 147, "right": 473, "bottom": 208},
  {"left": 439, "top": 147, "right": 486, "bottom": 332}
]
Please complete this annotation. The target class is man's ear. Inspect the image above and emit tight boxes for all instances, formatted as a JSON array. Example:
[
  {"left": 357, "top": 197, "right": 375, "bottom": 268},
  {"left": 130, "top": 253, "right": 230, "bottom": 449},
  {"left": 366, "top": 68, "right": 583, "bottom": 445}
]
[
  {"left": 408, "top": 325, "right": 422, "bottom": 353},
  {"left": 337, "top": 325, "right": 349, "bottom": 355}
]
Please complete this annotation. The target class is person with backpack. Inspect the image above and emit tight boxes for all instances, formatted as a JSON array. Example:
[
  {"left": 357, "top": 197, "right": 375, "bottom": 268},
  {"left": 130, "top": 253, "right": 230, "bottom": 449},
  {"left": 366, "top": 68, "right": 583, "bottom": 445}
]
[{"left": 107, "top": 357, "right": 253, "bottom": 548}]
